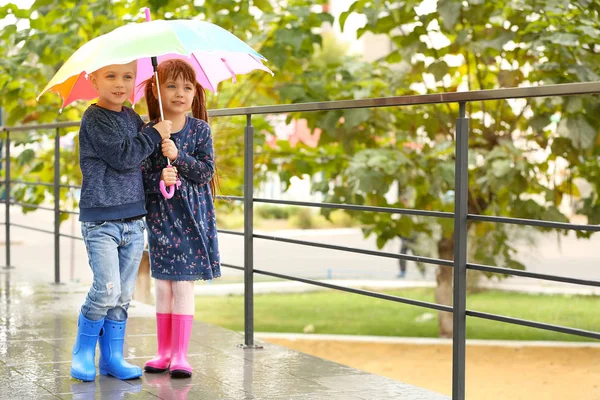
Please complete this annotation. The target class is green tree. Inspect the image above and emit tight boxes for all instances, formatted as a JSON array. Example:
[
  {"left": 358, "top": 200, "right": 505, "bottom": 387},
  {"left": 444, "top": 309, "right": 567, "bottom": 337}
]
[
  {"left": 0, "top": 0, "right": 332, "bottom": 207},
  {"left": 266, "top": 0, "right": 600, "bottom": 337}
]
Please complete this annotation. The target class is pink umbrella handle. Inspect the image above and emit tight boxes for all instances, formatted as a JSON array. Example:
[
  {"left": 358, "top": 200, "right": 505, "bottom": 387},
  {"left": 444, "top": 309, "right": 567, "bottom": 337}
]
[
  {"left": 159, "top": 165, "right": 181, "bottom": 199},
  {"left": 159, "top": 180, "right": 175, "bottom": 199},
  {"left": 145, "top": 8, "right": 152, "bottom": 22}
]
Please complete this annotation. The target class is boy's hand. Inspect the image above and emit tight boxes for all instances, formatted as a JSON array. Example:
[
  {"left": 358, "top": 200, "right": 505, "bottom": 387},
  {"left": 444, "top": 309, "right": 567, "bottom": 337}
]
[
  {"left": 154, "top": 120, "right": 172, "bottom": 139},
  {"left": 162, "top": 139, "right": 178, "bottom": 162},
  {"left": 161, "top": 166, "right": 178, "bottom": 186}
]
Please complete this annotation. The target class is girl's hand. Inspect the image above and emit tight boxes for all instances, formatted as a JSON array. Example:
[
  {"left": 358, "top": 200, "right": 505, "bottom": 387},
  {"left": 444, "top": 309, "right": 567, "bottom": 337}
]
[
  {"left": 162, "top": 139, "right": 178, "bottom": 162},
  {"left": 161, "top": 166, "right": 178, "bottom": 186}
]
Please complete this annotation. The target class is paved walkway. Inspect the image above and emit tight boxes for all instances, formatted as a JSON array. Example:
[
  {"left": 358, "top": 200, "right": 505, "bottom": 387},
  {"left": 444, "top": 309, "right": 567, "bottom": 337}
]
[{"left": 0, "top": 269, "right": 448, "bottom": 400}]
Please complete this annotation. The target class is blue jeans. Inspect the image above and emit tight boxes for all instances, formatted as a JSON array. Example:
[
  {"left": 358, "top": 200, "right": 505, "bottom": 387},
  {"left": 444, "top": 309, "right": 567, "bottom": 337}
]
[{"left": 80, "top": 219, "right": 145, "bottom": 321}]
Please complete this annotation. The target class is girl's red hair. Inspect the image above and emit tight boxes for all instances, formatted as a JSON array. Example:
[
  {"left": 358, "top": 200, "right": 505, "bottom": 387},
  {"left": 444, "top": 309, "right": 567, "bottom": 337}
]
[{"left": 143, "top": 59, "right": 218, "bottom": 198}]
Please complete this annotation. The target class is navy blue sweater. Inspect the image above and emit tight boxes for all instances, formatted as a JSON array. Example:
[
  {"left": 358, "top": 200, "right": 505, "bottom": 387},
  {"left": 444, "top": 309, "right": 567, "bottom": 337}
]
[{"left": 78, "top": 104, "right": 162, "bottom": 222}]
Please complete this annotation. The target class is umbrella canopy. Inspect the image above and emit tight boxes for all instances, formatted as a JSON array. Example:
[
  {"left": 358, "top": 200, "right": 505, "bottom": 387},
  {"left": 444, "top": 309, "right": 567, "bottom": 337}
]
[{"left": 38, "top": 19, "right": 273, "bottom": 109}]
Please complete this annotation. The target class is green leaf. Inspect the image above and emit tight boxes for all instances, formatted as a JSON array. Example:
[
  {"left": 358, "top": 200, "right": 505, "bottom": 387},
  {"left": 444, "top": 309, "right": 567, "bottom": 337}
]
[
  {"left": 253, "top": 0, "right": 273, "bottom": 12},
  {"left": 497, "top": 70, "right": 524, "bottom": 87},
  {"left": 565, "top": 97, "right": 583, "bottom": 114},
  {"left": 17, "top": 149, "right": 35, "bottom": 166},
  {"left": 548, "top": 33, "right": 579, "bottom": 46},
  {"left": 557, "top": 117, "right": 597, "bottom": 150},
  {"left": 428, "top": 61, "right": 449, "bottom": 81},
  {"left": 568, "top": 65, "right": 600, "bottom": 82},
  {"left": 577, "top": 25, "right": 600, "bottom": 39},
  {"left": 438, "top": 0, "right": 461, "bottom": 31},
  {"left": 343, "top": 109, "right": 370, "bottom": 129},
  {"left": 491, "top": 159, "right": 512, "bottom": 178}
]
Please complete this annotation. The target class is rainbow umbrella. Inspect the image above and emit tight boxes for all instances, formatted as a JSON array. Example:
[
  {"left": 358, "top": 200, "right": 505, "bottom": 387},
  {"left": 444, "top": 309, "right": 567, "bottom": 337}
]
[{"left": 37, "top": 13, "right": 273, "bottom": 111}]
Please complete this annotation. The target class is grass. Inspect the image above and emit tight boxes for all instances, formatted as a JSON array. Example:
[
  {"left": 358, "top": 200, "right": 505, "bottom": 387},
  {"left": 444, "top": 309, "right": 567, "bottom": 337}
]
[{"left": 195, "top": 288, "right": 600, "bottom": 342}]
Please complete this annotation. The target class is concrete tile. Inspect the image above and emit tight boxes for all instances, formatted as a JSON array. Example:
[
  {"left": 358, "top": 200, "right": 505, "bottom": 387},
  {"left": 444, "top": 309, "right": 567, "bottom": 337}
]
[
  {"left": 12, "top": 360, "right": 72, "bottom": 380},
  {"left": 35, "top": 375, "right": 139, "bottom": 395},
  {"left": 141, "top": 371, "right": 250, "bottom": 399},
  {"left": 57, "top": 389, "right": 159, "bottom": 400},
  {"left": 0, "top": 339, "right": 71, "bottom": 364},
  {"left": 0, "top": 368, "right": 57, "bottom": 398},
  {"left": 256, "top": 394, "right": 362, "bottom": 400},
  {"left": 319, "top": 376, "right": 450, "bottom": 399}
]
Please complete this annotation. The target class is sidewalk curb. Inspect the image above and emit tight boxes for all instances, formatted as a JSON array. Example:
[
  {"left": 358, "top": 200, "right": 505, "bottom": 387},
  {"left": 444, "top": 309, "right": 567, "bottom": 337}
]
[{"left": 255, "top": 332, "right": 600, "bottom": 348}]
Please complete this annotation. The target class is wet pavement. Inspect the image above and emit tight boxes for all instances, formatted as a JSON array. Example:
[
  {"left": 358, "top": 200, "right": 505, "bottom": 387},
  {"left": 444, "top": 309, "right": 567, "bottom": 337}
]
[{"left": 0, "top": 270, "right": 449, "bottom": 400}]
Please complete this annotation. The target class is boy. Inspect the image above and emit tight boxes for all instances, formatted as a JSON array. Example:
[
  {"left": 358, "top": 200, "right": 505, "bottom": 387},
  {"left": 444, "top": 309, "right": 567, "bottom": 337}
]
[{"left": 71, "top": 61, "right": 171, "bottom": 382}]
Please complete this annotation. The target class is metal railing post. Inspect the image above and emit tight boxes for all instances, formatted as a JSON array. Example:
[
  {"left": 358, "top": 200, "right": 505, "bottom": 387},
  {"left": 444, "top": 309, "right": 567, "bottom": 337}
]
[
  {"left": 3, "top": 129, "right": 11, "bottom": 270},
  {"left": 243, "top": 114, "right": 255, "bottom": 347},
  {"left": 54, "top": 128, "right": 60, "bottom": 284},
  {"left": 452, "top": 102, "right": 469, "bottom": 400}
]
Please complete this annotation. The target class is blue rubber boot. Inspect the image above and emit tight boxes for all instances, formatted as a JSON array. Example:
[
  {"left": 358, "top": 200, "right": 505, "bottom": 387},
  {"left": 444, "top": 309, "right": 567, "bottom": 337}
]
[
  {"left": 71, "top": 313, "right": 104, "bottom": 381},
  {"left": 98, "top": 319, "right": 142, "bottom": 380}
]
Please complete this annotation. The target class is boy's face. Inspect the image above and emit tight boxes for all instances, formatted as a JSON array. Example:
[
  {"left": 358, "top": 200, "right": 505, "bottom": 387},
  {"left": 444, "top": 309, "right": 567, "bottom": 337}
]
[{"left": 89, "top": 62, "right": 136, "bottom": 111}]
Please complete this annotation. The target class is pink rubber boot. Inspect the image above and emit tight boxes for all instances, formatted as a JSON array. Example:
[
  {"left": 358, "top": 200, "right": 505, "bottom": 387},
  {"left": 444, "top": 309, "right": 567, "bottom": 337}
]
[
  {"left": 169, "top": 314, "right": 193, "bottom": 378},
  {"left": 144, "top": 313, "right": 172, "bottom": 373}
]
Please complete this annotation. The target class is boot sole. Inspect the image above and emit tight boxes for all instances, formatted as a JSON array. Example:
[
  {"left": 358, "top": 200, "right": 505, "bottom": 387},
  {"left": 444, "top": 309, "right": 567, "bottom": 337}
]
[
  {"left": 170, "top": 369, "right": 192, "bottom": 379},
  {"left": 99, "top": 369, "right": 142, "bottom": 380},
  {"left": 70, "top": 371, "right": 96, "bottom": 382},
  {"left": 144, "top": 365, "right": 169, "bottom": 373}
]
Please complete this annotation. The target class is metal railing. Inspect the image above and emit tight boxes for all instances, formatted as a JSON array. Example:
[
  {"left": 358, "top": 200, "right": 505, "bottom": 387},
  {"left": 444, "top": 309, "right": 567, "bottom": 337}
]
[{"left": 2, "top": 82, "right": 600, "bottom": 399}]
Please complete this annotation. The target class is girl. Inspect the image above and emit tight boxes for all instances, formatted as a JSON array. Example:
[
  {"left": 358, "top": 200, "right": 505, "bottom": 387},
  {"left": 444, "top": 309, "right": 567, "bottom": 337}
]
[{"left": 141, "top": 59, "right": 221, "bottom": 378}]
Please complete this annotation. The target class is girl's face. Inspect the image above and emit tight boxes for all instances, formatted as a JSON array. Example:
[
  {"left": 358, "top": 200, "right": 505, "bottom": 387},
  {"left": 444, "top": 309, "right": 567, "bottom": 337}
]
[{"left": 159, "top": 77, "right": 195, "bottom": 115}]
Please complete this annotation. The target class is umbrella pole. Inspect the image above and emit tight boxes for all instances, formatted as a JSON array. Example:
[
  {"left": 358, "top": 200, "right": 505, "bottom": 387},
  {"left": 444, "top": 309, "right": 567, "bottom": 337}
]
[{"left": 152, "top": 56, "right": 170, "bottom": 167}]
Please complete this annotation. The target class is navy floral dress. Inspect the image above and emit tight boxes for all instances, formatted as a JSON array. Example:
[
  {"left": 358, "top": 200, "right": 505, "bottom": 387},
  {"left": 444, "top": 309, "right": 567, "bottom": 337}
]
[{"left": 141, "top": 116, "right": 221, "bottom": 281}]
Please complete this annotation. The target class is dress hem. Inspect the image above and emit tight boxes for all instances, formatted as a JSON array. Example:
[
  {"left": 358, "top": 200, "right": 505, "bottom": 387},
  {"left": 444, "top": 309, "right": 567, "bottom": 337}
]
[{"left": 151, "top": 271, "right": 221, "bottom": 282}]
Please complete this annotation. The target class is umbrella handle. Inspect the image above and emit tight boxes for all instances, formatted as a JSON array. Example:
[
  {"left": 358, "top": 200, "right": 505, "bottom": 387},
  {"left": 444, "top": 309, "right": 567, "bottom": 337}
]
[{"left": 159, "top": 165, "right": 182, "bottom": 199}]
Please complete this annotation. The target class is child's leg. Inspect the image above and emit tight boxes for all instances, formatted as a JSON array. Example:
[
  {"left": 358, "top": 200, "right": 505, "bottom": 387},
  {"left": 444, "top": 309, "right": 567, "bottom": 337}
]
[
  {"left": 107, "top": 219, "right": 146, "bottom": 321},
  {"left": 172, "top": 281, "right": 195, "bottom": 315},
  {"left": 145, "top": 279, "right": 174, "bottom": 373},
  {"left": 156, "top": 279, "right": 174, "bottom": 313},
  {"left": 98, "top": 219, "right": 145, "bottom": 380},
  {"left": 72, "top": 221, "right": 122, "bottom": 381},
  {"left": 80, "top": 223, "right": 123, "bottom": 321},
  {"left": 170, "top": 281, "right": 195, "bottom": 378}
]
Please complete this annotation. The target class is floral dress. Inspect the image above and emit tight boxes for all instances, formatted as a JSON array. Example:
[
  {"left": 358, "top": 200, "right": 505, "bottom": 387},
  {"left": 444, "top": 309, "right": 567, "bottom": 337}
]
[{"left": 141, "top": 116, "right": 220, "bottom": 281}]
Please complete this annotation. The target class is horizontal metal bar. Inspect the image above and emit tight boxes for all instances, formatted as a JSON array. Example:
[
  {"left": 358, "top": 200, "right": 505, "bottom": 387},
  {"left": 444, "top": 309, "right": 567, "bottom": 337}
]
[
  {"left": 5, "top": 83, "right": 600, "bottom": 132},
  {"left": 10, "top": 201, "right": 54, "bottom": 212},
  {"left": 253, "top": 233, "right": 453, "bottom": 267},
  {"left": 216, "top": 195, "right": 243, "bottom": 202},
  {"left": 1, "top": 120, "right": 80, "bottom": 132},
  {"left": 7, "top": 180, "right": 80, "bottom": 191},
  {"left": 11, "top": 223, "right": 54, "bottom": 235},
  {"left": 466, "top": 310, "right": 600, "bottom": 341},
  {"left": 217, "top": 229, "right": 244, "bottom": 236},
  {"left": 208, "top": 82, "right": 600, "bottom": 117},
  {"left": 59, "top": 209, "right": 79, "bottom": 216},
  {"left": 59, "top": 233, "right": 83, "bottom": 241},
  {"left": 221, "top": 263, "right": 245, "bottom": 271},
  {"left": 254, "top": 197, "right": 454, "bottom": 218},
  {"left": 468, "top": 263, "right": 600, "bottom": 287},
  {"left": 468, "top": 214, "right": 600, "bottom": 232},
  {"left": 60, "top": 184, "right": 82, "bottom": 190},
  {"left": 10, "top": 180, "right": 54, "bottom": 188},
  {"left": 252, "top": 268, "right": 453, "bottom": 312}
]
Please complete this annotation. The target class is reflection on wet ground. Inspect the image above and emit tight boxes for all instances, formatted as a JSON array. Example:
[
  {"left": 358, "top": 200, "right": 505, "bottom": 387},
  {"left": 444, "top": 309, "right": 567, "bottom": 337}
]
[{"left": 0, "top": 273, "right": 448, "bottom": 399}]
